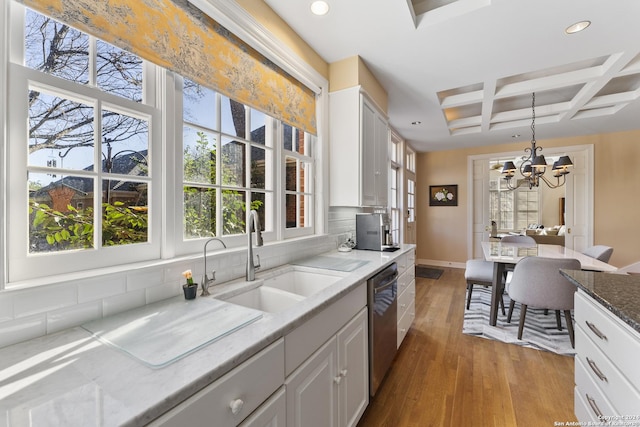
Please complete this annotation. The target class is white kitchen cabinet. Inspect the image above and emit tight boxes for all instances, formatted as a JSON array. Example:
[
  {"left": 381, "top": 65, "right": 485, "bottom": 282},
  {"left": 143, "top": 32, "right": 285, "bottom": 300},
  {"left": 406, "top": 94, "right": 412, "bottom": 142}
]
[
  {"left": 574, "top": 291, "right": 640, "bottom": 422},
  {"left": 239, "top": 387, "right": 286, "bottom": 427},
  {"left": 285, "top": 307, "right": 368, "bottom": 427},
  {"left": 397, "top": 249, "right": 416, "bottom": 348},
  {"left": 329, "top": 86, "right": 389, "bottom": 207},
  {"left": 150, "top": 339, "right": 285, "bottom": 427}
]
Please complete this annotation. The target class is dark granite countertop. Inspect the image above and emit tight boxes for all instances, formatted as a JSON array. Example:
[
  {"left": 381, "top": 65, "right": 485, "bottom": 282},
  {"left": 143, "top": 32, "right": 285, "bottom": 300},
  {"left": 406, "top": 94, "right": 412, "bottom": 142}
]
[{"left": 561, "top": 269, "right": 640, "bottom": 334}]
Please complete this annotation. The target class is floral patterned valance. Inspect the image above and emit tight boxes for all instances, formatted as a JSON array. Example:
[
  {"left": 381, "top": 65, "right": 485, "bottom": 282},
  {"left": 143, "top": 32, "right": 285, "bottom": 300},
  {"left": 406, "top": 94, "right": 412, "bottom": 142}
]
[{"left": 18, "top": 0, "right": 317, "bottom": 134}]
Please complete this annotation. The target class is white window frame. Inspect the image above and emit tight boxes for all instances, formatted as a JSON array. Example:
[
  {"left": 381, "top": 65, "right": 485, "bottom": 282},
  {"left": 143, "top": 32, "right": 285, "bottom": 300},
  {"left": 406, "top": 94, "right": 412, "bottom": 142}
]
[
  {"left": 6, "top": 4, "right": 161, "bottom": 282},
  {"left": 2, "top": 1, "right": 327, "bottom": 286}
]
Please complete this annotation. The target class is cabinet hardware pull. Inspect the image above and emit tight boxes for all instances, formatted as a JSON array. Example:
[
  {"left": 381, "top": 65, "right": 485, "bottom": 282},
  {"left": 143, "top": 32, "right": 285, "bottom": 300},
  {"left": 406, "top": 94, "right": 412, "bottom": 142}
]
[
  {"left": 586, "top": 357, "right": 608, "bottom": 382},
  {"left": 229, "top": 399, "right": 244, "bottom": 415},
  {"left": 586, "top": 394, "right": 603, "bottom": 419},
  {"left": 585, "top": 321, "right": 608, "bottom": 341},
  {"left": 334, "top": 375, "right": 342, "bottom": 385},
  {"left": 341, "top": 369, "right": 348, "bottom": 377}
]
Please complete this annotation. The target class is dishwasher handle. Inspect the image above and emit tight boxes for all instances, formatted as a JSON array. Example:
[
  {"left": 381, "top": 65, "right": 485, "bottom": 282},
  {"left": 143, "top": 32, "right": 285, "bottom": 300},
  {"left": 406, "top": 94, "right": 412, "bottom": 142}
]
[{"left": 374, "top": 277, "right": 397, "bottom": 294}]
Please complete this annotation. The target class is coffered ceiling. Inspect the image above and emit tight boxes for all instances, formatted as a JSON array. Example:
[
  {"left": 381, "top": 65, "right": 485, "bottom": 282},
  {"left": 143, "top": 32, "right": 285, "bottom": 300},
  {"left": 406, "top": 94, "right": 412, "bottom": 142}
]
[{"left": 263, "top": 0, "right": 640, "bottom": 152}]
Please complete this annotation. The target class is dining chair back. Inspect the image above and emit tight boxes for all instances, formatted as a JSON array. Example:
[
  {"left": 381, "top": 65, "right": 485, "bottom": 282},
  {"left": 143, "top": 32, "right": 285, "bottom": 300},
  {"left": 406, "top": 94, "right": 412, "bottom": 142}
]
[
  {"left": 501, "top": 235, "right": 536, "bottom": 244},
  {"left": 507, "top": 256, "right": 581, "bottom": 347},
  {"left": 464, "top": 259, "right": 505, "bottom": 314},
  {"left": 582, "top": 245, "right": 614, "bottom": 263}
]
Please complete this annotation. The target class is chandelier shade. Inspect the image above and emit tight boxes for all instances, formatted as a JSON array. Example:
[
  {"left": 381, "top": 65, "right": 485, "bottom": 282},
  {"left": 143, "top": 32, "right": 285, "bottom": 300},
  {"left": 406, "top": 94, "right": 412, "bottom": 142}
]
[{"left": 501, "top": 93, "right": 573, "bottom": 190}]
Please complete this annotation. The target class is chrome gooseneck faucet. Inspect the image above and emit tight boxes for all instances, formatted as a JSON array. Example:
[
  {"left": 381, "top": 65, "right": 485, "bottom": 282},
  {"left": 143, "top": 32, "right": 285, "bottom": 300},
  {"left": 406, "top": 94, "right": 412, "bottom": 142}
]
[
  {"left": 246, "top": 210, "right": 263, "bottom": 281},
  {"left": 201, "top": 237, "right": 227, "bottom": 296}
]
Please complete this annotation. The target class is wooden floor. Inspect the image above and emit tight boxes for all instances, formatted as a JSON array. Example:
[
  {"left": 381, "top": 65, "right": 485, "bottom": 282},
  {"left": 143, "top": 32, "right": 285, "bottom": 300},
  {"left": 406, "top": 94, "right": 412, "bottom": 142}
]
[{"left": 357, "top": 266, "right": 576, "bottom": 427}]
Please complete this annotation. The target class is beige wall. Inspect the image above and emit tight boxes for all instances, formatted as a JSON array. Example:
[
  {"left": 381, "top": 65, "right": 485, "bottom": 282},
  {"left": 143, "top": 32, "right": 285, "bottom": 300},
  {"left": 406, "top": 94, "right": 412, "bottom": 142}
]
[
  {"left": 329, "top": 56, "right": 388, "bottom": 114},
  {"left": 416, "top": 130, "right": 640, "bottom": 268}
]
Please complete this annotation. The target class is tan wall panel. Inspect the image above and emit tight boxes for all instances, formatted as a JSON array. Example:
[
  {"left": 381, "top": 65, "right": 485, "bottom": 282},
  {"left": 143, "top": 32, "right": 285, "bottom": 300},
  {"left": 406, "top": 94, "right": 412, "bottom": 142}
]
[{"left": 329, "top": 57, "right": 360, "bottom": 92}]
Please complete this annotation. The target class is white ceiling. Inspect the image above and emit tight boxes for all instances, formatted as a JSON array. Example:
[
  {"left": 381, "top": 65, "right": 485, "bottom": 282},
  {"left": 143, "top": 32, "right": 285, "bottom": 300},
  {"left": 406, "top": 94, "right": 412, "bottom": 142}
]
[{"left": 264, "top": 0, "right": 640, "bottom": 152}]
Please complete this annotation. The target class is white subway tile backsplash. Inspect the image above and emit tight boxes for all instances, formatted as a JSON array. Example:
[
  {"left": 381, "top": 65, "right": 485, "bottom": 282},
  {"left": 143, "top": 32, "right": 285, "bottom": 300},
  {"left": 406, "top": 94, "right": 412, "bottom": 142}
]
[
  {"left": 47, "top": 301, "right": 102, "bottom": 334},
  {"left": 78, "top": 275, "right": 126, "bottom": 303},
  {"left": 13, "top": 284, "right": 77, "bottom": 319},
  {"left": 0, "top": 314, "right": 47, "bottom": 348},
  {"left": 146, "top": 282, "right": 180, "bottom": 304},
  {"left": 0, "top": 293, "right": 13, "bottom": 322},
  {"left": 103, "top": 289, "right": 146, "bottom": 317},
  {"left": 126, "top": 269, "right": 164, "bottom": 292}
]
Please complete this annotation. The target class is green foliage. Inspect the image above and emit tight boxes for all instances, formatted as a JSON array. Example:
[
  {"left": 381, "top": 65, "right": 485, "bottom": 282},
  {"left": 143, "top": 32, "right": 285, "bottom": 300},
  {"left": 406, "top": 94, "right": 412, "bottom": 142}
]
[
  {"left": 183, "top": 131, "right": 263, "bottom": 239},
  {"left": 29, "top": 201, "right": 147, "bottom": 251}
]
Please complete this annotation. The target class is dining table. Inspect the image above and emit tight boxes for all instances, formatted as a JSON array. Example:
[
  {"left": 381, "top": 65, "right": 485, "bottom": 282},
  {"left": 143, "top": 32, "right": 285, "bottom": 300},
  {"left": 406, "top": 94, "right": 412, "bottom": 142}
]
[{"left": 480, "top": 242, "right": 617, "bottom": 326}]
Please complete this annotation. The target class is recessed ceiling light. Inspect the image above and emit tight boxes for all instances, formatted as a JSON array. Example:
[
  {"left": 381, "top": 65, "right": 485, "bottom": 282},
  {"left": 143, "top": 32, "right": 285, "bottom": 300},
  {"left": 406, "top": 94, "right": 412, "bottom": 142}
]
[
  {"left": 565, "top": 20, "right": 591, "bottom": 34},
  {"left": 411, "top": 121, "right": 422, "bottom": 125},
  {"left": 512, "top": 134, "right": 520, "bottom": 138},
  {"left": 310, "top": 1, "right": 330, "bottom": 16}
]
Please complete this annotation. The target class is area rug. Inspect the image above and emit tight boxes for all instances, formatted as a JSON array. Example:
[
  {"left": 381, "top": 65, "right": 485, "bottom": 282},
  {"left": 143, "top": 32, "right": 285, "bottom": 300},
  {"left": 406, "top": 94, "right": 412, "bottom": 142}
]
[
  {"left": 415, "top": 265, "right": 443, "bottom": 279},
  {"left": 462, "top": 286, "right": 575, "bottom": 356}
]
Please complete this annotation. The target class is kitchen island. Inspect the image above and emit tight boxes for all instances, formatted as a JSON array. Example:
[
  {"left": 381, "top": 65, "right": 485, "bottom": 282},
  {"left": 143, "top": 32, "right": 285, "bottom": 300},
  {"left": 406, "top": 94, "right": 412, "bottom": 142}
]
[
  {"left": 0, "top": 245, "right": 414, "bottom": 427},
  {"left": 561, "top": 270, "right": 640, "bottom": 424}
]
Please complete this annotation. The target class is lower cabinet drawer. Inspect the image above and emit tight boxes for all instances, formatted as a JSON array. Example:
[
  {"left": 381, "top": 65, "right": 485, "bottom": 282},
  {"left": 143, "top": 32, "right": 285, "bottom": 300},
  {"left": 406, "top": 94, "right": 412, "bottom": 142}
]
[
  {"left": 575, "top": 356, "right": 617, "bottom": 420},
  {"left": 575, "top": 325, "right": 640, "bottom": 416},
  {"left": 397, "top": 280, "right": 415, "bottom": 320},
  {"left": 151, "top": 339, "right": 285, "bottom": 427},
  {"left": 397, "top": 299, "right": 415, "bottom": 348},
  {"left": 575, "top": 292, "right": 640, "bottom": 389}
]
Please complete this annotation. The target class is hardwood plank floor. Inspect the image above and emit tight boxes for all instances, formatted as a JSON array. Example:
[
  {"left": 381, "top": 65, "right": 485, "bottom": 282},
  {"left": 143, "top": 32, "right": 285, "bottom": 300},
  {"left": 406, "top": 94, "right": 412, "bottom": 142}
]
[{"left": 357, "top": 266, "right": 576, "bottom": 427}]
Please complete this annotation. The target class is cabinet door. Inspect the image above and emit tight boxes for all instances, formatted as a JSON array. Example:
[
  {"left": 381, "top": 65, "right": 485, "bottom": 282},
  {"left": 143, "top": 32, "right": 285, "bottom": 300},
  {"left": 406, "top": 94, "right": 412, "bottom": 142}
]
[
  {"left": 336, "top": 308, "right": 369, "bottom": 427},
  {"left": 239, "top": 387, "right": 286, "bottom": 427},
  {"left": 374, "top": 112, "right": 389, "bottom": 207},
  {"left": 286, "top": 337, "right": 339, "bottom": 427},
  {"left": 361, "top": 100, "right": 378, "bottom": 206}
]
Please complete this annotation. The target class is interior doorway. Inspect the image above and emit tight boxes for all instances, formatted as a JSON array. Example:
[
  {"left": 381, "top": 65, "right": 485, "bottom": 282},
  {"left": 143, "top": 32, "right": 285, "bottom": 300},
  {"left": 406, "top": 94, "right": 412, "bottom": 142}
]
[{"left": 467, "top": 144, "right": 593, "bottom": 259}]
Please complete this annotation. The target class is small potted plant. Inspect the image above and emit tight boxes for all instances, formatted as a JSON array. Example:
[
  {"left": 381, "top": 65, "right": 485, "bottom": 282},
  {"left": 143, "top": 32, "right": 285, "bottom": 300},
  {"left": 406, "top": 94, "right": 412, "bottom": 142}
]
[{"left": 182, "top": 270, "right": 198, "bottom": 300}]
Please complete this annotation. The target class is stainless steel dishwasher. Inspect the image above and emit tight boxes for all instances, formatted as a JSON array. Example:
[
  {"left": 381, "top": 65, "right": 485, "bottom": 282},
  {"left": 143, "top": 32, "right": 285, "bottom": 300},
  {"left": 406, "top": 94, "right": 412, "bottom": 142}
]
[{"left": 367, "top": 262, "right": 398, "bottom": 396}]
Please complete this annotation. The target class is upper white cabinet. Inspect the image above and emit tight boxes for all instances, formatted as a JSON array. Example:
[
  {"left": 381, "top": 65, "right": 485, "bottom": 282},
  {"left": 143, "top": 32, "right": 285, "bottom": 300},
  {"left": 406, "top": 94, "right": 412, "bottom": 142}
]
[{"left": 329, "top": 86, "right": 389, "bottom": 207}]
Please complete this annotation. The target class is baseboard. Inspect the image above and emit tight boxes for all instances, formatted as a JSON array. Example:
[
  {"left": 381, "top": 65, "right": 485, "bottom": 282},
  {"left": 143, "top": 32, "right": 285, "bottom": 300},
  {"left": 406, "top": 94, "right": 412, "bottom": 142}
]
[{"left": 416, "top": 259, "right": 465, "bottom": 269}]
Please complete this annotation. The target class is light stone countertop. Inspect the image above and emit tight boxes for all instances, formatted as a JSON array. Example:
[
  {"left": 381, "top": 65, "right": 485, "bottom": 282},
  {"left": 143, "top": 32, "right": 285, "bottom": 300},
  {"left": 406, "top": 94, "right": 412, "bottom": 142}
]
[{"left": 0, "top": 245, "right": 415, "bottom": 427}]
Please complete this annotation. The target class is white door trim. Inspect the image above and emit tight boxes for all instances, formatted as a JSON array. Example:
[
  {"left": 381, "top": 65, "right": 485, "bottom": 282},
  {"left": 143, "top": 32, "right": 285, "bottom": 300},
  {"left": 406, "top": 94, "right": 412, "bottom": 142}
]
[{"left": 467, "top": 144, "right": 594, "bottom": 259}]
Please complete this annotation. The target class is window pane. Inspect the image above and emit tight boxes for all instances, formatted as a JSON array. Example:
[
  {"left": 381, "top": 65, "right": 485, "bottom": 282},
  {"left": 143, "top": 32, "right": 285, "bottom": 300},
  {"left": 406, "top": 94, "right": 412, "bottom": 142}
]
[
  {"left": 222, "top": 190, "right": 246, "bottom": 235},
  {"left": 184, "top": 186, "right": 216, "bottom": 239},
  {"left": 28, "top": 90, "right": 94, "bottom": 170},
  {"left": 250, "top": 109, "right": 266, "bottom": 144},
  {"left": 183, "top": 80, "right": 216, "bottom": 129},
  {"left": 102, "top": 179, "right": 148, "bottom": 246},
  {"left": 221, "top": 137, "right": 245, "bottom": 187},
  {"left": 184, "top": 127, "right": 216, "bottom": 184},
  {"left": 221, "top": 96, "right": 246, "bottom": 138},
  {"left": 285, "top": 157, "right": 297, "bottom": 192},
  {"left": 25, "top": 9, "right": 89, "bottom": 84},
  {"left": 96, "top": 40, "right": 143, "bottom": 102},
  {"left": 285, "top": 193, "right": 297, "bottom": 228},
  {"left": 251, "top": 192, "right": 266, "bottom": 232},
  {"left": 29, "top": 173, "right": 95, "bottom": 252},
  {"left": 102, "top": 109, "right": 149, "bottom": 175},
  {"left": 251, "top": 147, "right": 266, "bottom": 189}
]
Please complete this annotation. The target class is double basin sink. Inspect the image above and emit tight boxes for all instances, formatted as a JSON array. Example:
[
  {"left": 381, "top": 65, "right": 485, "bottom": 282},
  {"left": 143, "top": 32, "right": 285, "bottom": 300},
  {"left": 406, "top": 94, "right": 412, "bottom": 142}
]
[{"left": 213, "top": 265, "right": 348, "bottom": 314}]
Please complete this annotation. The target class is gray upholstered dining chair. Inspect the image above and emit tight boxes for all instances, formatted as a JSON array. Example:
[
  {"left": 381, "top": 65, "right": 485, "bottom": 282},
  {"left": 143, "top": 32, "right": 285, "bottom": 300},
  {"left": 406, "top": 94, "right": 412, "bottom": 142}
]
[
  {"left": 582, "top": 245, "right": 614, "bottom": 263},
  {"left": 501, "top": 235, "right": 536, "bottom": 244},
  {"left": 506, "top": 256, "right": 581, "bottom": 347},
  {"left": 464, "top": 259, "right": 505, "bottom": 314}
]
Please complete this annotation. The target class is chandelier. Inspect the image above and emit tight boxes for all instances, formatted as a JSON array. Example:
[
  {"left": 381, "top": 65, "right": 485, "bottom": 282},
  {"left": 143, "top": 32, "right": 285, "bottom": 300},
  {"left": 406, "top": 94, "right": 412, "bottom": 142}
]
[{"left": 501, "top": 93, "right": 573, "bottom": 189}]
